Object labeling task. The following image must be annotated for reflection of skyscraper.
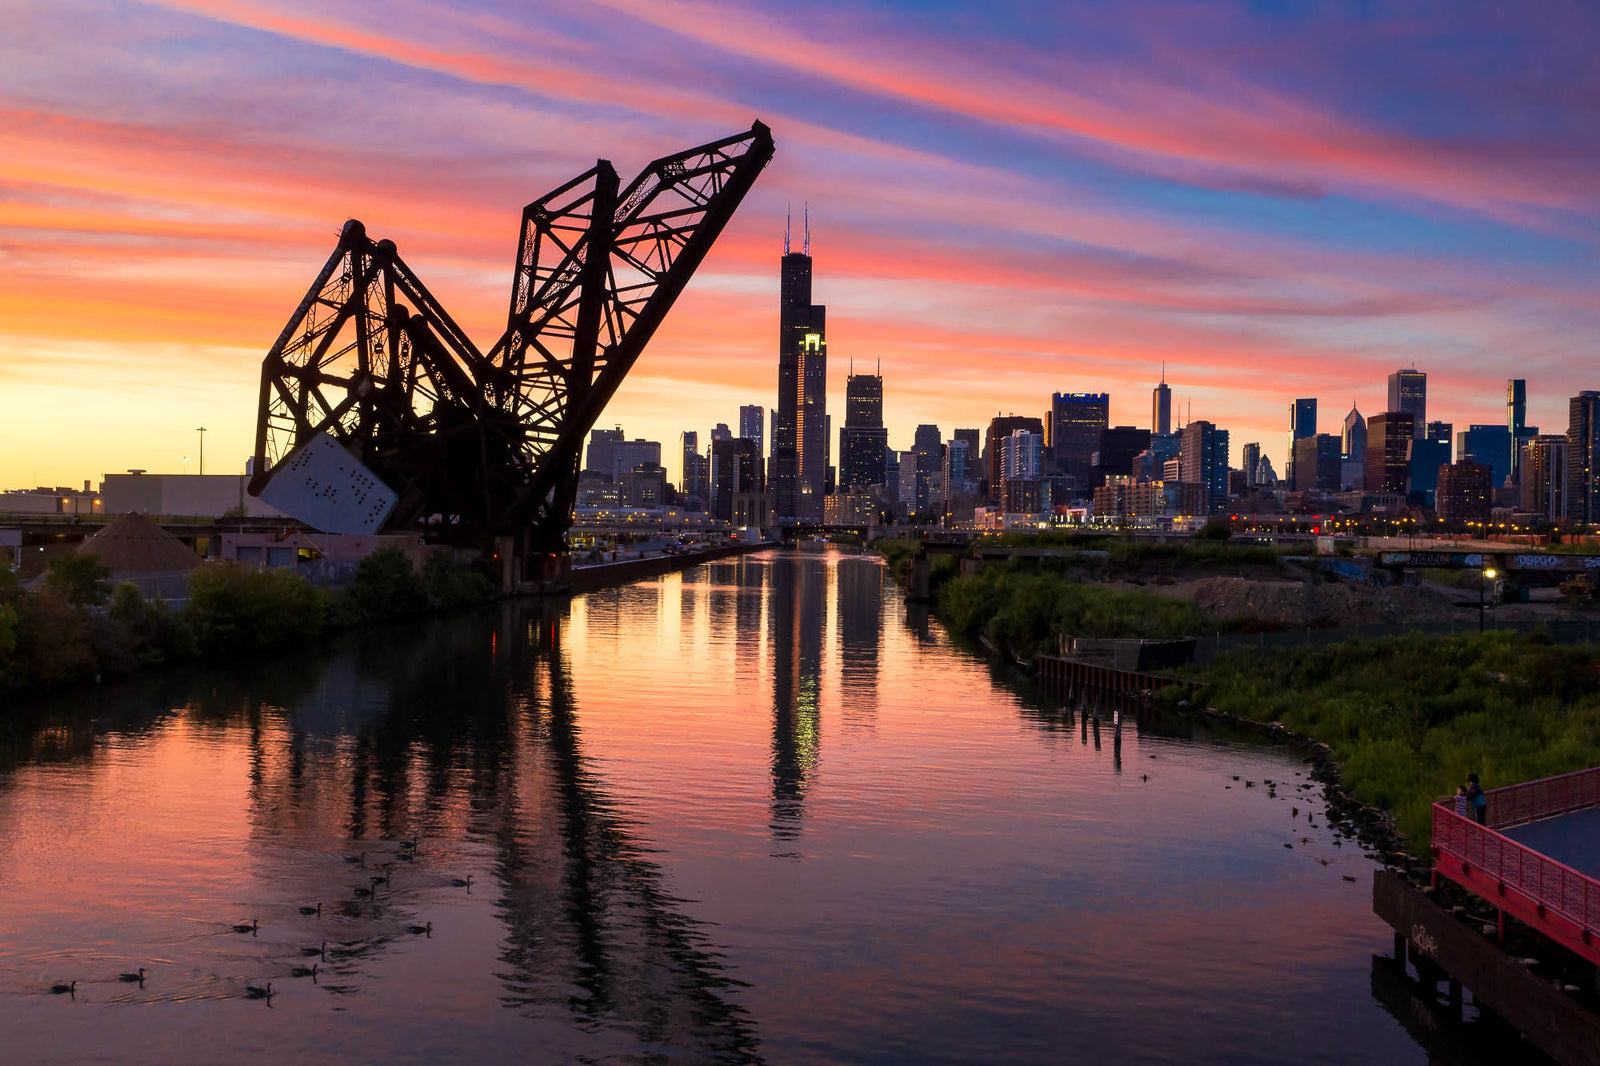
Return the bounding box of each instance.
[835,557,881,730]
[767,554,823,852]
[773,212,826,521]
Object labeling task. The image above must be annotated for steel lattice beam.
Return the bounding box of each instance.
[250,122,773,551]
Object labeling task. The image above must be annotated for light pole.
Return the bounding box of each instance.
[1479,567,1498,633]
[196,427,207,475]
[181,455,191,475]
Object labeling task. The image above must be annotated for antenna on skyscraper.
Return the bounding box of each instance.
[784,203,791,255]
[1161,361,1166,384]
[803,202,810,256]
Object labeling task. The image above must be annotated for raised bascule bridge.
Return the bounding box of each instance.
[247,124,773,591]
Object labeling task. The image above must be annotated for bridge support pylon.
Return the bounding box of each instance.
[496,534,574,596]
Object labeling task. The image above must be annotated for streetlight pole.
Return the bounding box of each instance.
[1479,567,1497,633]
[197,427,207,475]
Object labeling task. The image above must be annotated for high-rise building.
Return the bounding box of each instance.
[1387,369,1427,438]
[838,372,887,492]
[1292,434,1341,493]
[710,437,762,522]
[611,438,662,485]
[1436,460,1492,527]
[1521,435,1569,521]
[1240,442,1261,487]
[1507,378,1528,484]
[710,423,732,442]
[942,437,974,501]
[1178,420,1229,514]
[1287,398,1316,482]
[680,431,707,503]
[984,415,1044,505]
[772,212,826,521]
[1366,412,1415,495]
[585,426,625,479]
[895,449,919,513]
[912,424,942,513]
[1050,392,1109,490]
[1095,426,1151,485]
[1342,406,1366,461]
[1455,424,1512,488]
[739,405,765,460]
[1568,391,1600,524]
[1152,370,1172,437]
[1000,429,1044,514]
[1408,436,1451,506]
[1426,421,1453,453]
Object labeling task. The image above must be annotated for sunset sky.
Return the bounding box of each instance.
[2,0,1597,489]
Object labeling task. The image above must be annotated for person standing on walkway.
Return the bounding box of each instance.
[1454,786,1470,820]
[1465,774,1486,825]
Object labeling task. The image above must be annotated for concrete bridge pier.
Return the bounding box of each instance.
[496,534,573,596]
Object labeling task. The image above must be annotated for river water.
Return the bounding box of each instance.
[0,548,1513,1063]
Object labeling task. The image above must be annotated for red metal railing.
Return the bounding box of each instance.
[1433,804,1600,936]
[1432,767,1600,962]
[1482,766,1600,830]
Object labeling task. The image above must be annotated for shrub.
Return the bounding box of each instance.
[45,552,112,606]
[1191,633,1600,848]
[187,563,327,653]
[348,547,429,621]
[10,590,96,684]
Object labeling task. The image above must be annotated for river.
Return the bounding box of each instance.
[0,548,1525,1063]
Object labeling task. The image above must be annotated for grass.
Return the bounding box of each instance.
[1185,632,1600,848]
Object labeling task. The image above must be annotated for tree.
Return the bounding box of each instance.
[45,552,112,606]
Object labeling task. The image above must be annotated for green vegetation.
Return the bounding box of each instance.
[1187,632,1600,848]
[940,566,1205,657]
[0,547,498,692]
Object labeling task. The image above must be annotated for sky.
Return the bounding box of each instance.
[1,0,1597,489]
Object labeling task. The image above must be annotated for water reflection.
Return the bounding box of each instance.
[0,548,1509,1064]
[0,601,759,1063]
[767,555,823,854]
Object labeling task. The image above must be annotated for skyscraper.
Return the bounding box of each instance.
[1387,369,1427,438]
[984,415,1044,504]
[739,404,765,460]
[1456,424,1511,488]
[838,371,887,491]
[1507,378,1528,483]
[1178,420,1229,513]
[1366,412,1414,495]
[680,431,706,503]
[912,424,942,512]
[1288,398,1316,482]
[1241,442,1261,487]
[1521,435,1569,521]
[772,210,826,521]
[1049,392,1109,491]
[1568,392,1600,524]
[1152,369,1172,437]
[1341,406,1366,461]
[585,426,624,479]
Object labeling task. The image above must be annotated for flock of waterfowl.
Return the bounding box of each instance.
[47,836,469,1003]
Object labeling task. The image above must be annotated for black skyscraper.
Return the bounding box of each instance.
[773,210,826,520]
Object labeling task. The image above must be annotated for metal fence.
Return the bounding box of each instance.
[1432,800,1600,937]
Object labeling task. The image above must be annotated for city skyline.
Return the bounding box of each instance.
[2,2,1597,490]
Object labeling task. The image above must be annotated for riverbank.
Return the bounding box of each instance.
[1,541,770,694]
[874,541,1600,858]
[569,540,770,593]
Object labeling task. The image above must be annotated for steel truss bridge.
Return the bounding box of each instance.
[248,123,772,582]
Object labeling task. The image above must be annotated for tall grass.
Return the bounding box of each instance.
[941,567,1205,657]
[1189,632,1600,847]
